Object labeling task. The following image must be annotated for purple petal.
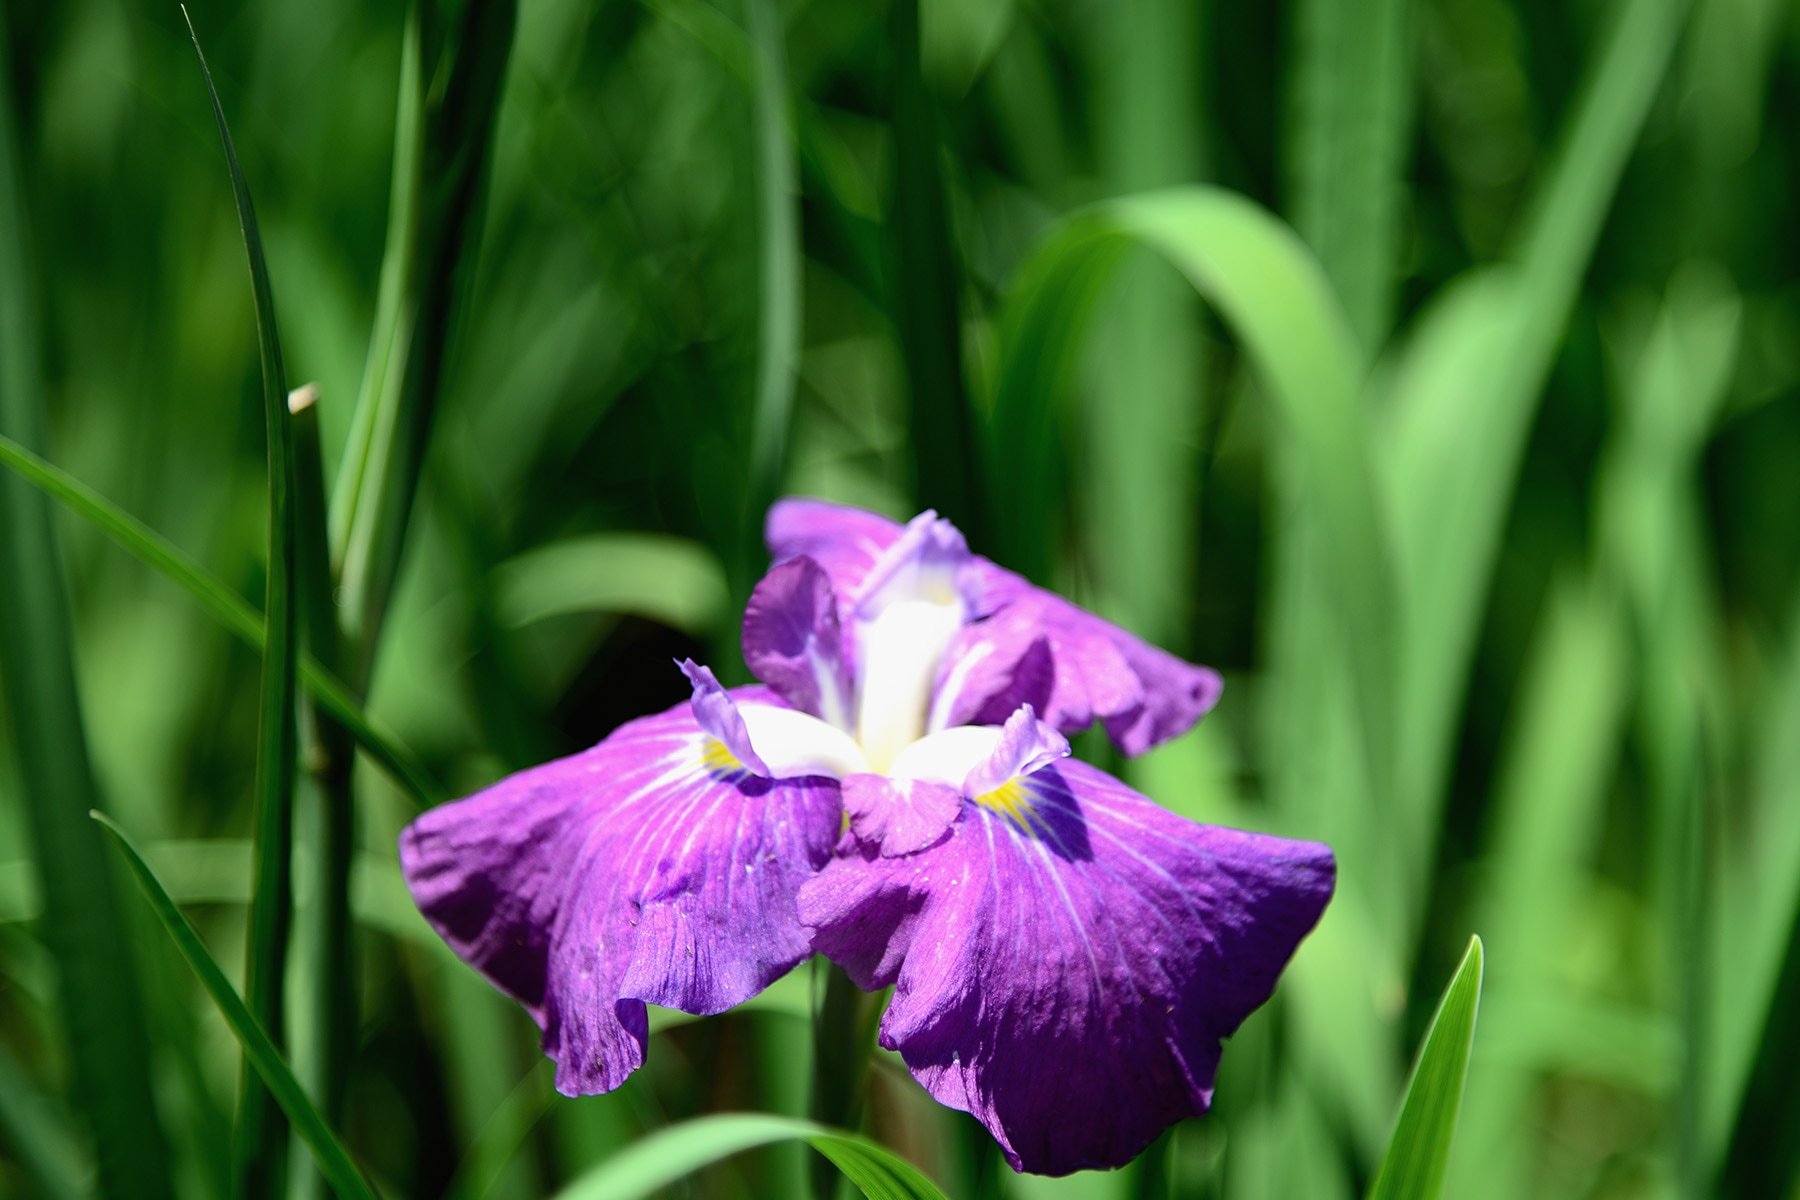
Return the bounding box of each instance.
[853,511,975,616]
[799,758,1334,1175]
[400,688,839,1096]
[679,659,770,775]
[970,564,1223,755]
[841,774,963,856]
[962,705,1069,799]
[766,498,905,602]
[931,611,1056,729]
[741,557,853,728]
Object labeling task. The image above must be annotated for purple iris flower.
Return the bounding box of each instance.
[401,499,1335,1175]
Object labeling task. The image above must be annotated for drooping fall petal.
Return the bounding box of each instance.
[799,756,1333,1175]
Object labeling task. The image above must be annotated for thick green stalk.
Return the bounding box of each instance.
[331,0,517,688]
[888,0,982,539]
[182,12,303,1196]
[811,961,883,1200]
[289,389,358,1200]
[0,14,175,1197]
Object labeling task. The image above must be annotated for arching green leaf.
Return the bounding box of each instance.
[551,1113,946,1200]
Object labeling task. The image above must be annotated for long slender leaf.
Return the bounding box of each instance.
[92,813,382,1200]
[289,385,359,1174]
[1289,0,1415,352]
[1451,575,1629,1199]
[1084,0,1203,649]
[1383,0,1692,920]
[889,0,982,537]
[0,431,443,805]
[182,10,302,1195]
[331,0,517,684]
[745,0,801,525]
[0,1009,91,1200]
[549,1113,947,1200]
[1367,936,1485,1200]
[1712,578,1800,1180]
[989,186,1393,789]
[0,12,174,1196]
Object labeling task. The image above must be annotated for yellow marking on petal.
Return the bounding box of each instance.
[973,778,1035,837]
[699,737,746,779]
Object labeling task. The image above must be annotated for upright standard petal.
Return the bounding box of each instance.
[766,498,1224,754]
[401,685,839,1096]
[798,758,1334,1175]
[766,497,904,602]
[741,556,853,728]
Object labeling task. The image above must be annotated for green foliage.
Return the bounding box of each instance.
[93,812,381,1200]
[3,0,1799,1195]
[1368,936,1484,1200]
[550,1113,946,1200]
[0,432,443,806]
[0,12,173,1198]
[181,13,304,1194]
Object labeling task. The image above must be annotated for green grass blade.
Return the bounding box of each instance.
[0,1037,88,1200]
[0,432,443,806]
[0,13,174,1196]
[1289,0,1415,350]
[745,0,800,521]
[1450,575,1629,1200]
[549,1113,947,1200]
[888,0,982,537]
[91,814,382,1200]
[1711,585,1800,1179]
[1367,936,1485,1200]
[989,186,1393,789]
[1383,0,1691,913]
[332,0,517,683]
[181,9,302,1194]
[1084,0,1203,649]
[289,386,359,1179]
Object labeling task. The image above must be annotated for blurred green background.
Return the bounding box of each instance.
[1,0,1798,1196]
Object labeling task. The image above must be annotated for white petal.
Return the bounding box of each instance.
[739,705,870,779]
[885,724,1003,789]
[855,598,966,772]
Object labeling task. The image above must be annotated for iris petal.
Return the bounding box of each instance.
[741,555,854,728]
[400,686,840,1096]
[798,757,1334,1175]
[765,497,905,602]
[768,498,1222,755]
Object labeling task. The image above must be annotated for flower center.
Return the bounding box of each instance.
[853,596,965,772]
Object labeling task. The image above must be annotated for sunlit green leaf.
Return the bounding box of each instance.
[1368,936,1485,1200]
[0,431,443,806]
[550,1113,947,1200]
[93,813,381,1200]
[0,12,173,1195]
[492,533,730,635]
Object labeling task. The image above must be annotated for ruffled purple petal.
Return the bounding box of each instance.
[766,498,1224,754]
[798,758,1334,1175]
[741,556,853,728]
[929,609,1055,730]
[841,774,962,856]
[970,565,1223,755]
[766,497,905,602]
[401,686,839,1096]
